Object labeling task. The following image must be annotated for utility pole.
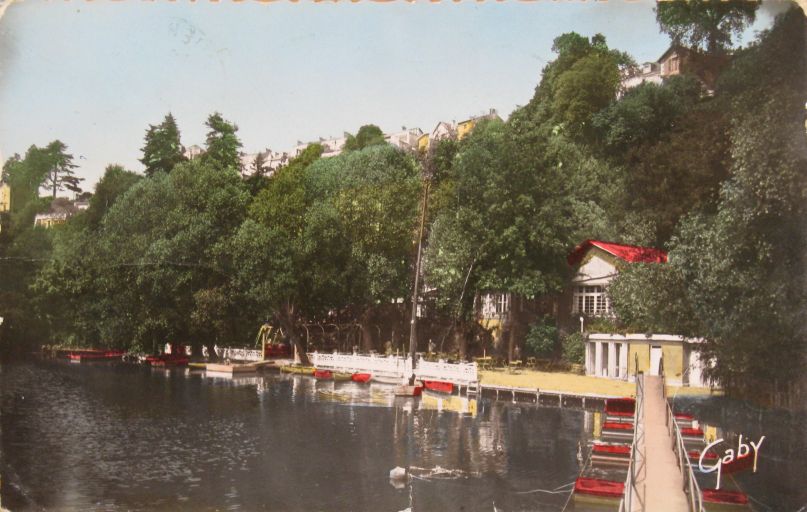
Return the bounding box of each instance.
[407,179,430,384]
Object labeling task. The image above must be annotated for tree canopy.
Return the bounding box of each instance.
[343,124,386,152]
[656,0,760,54]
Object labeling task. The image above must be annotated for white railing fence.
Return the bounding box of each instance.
[416,359,478,385]
[310,352,411,379]
[163,345,479,383]
[309,352,478,384]
[167,344,263,362]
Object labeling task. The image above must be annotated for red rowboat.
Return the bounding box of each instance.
[422,380,453,394]
[603,421,634,431]
[681,427,705,439]
[68,350,124,362]
[351,373,372,383]
[313,369,334,380]
[593,443,631,456]
[591,443,631,465]
[702,489,749,506]
[688,450,719,463]
[574,477,625,505]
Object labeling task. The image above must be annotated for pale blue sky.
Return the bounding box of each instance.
[0,0,780,190]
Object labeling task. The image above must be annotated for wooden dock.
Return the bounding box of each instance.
[204,359,289,375]
[477,383,617,409]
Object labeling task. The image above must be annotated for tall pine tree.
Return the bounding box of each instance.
[140,113,186,177]
[203,112,242,171]
[43,140,82,198]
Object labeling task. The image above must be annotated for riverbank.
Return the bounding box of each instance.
[478,369,719,398]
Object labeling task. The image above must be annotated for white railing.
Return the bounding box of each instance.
[416,359,478,385]
[662,357,704,512]
[166,344,263,362]
[216,347,262,362]
[310,352,411,379]
[308,352,479,384]
[620,353,645,512]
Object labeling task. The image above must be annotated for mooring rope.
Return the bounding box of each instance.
[514,481,576,495]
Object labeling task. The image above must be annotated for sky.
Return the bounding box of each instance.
[0,0,783,191]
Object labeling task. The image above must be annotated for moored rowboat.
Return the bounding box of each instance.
[602,421,634,439]
[280,365,315,375]
[313,369,333,380]
[67,350,125,362]
[591,442,631,465]
[422,380,453,394]
[351,373,372,383]
[573,477,624,506]
[702,489,751,511]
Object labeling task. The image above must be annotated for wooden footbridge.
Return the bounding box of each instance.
[569,355,708,512]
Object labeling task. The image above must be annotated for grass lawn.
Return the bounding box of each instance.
[479,369,720,398]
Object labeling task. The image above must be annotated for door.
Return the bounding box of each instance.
[649,346,662,376]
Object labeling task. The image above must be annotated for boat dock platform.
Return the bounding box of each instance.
[475,384,617,409]
[203,359,294,375]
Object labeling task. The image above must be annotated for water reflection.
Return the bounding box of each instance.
[672,395,807,511]
[2,361,587,511]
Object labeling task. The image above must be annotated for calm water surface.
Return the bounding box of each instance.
[1,360,592,511]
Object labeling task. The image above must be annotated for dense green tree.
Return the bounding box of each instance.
[84,164,141,228]
[526,33,632,141]
[656,0,760,54]
[203,112,242,171]
[140,113,185,177]
[0,225,53,353]
[343,124,386,152]
[609,8,807,402]
[37,159,251,355]
[231,145,334,364]
[425,119,573,360]
[238,144,420,359]
[593,75,702,154]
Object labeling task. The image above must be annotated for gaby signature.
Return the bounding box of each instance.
[698,435,765,489]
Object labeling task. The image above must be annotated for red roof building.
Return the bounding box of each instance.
[567,240,667,318]
[568,240,668,267]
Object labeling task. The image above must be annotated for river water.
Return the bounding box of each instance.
[0,360,592,511]
[2,361,804,511]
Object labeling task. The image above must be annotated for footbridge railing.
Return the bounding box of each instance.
[662,357,704,512]
[620,353,645,512]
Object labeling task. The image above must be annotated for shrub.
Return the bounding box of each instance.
[562,332,585,364]
[525,319,558,358]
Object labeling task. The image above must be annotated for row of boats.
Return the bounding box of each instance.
[65,348,190,367]
[62,349,459,396]
[572,397,753,511]
[280,365,457,395]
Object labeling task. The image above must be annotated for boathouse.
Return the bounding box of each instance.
[585,333,709,387]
